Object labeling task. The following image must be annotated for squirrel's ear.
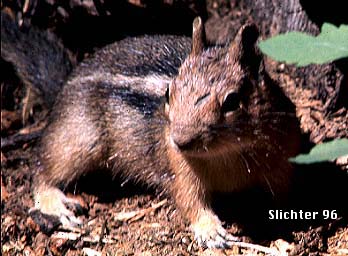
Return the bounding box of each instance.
[229,23,260,68]
[191,17,206,56]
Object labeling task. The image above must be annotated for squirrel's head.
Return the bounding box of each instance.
[165,17,263,158]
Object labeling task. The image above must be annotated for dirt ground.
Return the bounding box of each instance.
[1,1,348,255]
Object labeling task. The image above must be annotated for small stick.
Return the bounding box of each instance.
[1,130,42,150]
[227,241,281,256]
[113,199,167,223]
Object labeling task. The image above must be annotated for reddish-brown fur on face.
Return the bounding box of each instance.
[167,22,262,157]
[168,48,246,155]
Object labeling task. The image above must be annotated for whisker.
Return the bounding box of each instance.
[246,149,262,168]
[239,151,252,174]
[246,147,276,197]
[262,173,275,197]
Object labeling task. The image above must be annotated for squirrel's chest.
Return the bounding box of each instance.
[196,156,258,192]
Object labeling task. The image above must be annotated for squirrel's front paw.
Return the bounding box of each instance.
[31,185,83,228]
[192,210,240,249]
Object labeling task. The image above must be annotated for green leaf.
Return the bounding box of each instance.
[258,23,348,66]
[289,138,348,164]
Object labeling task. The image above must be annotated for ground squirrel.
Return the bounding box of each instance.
[1,14,301,248]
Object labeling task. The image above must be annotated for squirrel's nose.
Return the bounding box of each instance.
[170,134,196,151]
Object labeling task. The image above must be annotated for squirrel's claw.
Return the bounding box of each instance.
[192,210,240,249]
[31,185,83,229]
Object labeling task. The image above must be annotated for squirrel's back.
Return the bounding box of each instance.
[68,35,191,97]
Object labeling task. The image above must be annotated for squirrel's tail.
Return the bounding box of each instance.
[1,11,73,108]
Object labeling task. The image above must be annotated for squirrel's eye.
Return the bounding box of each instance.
[221,92,240,114]
[165,87,170,104]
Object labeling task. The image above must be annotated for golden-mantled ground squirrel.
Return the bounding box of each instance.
[1,14,301,248]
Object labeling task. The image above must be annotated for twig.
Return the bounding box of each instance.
[1,130,42,150]
[82,248,101,256]
[98,219,107,247]
[227,241,281,256]
[113,199,167,223]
